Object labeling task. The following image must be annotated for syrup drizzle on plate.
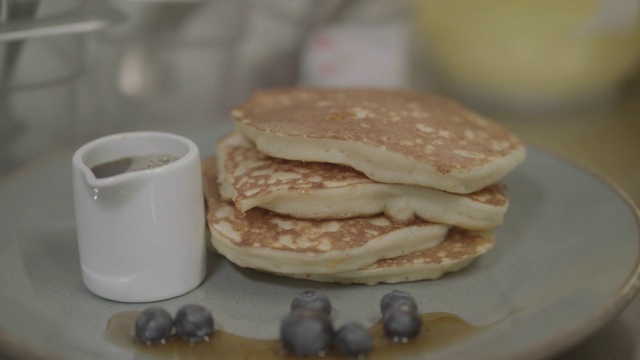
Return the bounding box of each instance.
[106,311,487,359]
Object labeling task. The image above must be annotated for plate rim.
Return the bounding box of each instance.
[498,146,640,360]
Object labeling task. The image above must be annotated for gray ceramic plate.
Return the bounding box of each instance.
[0,122,639,360]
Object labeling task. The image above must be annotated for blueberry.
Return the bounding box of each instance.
[380,290,418,315]
[382,307,422,342]
[174,304,215,343]
[134,307,173,345]
[280,310,334,356]
[333,322,373,356]
[290,290,332,316]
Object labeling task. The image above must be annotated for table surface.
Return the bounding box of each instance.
[0,85,639,360]
[495,83,640,360]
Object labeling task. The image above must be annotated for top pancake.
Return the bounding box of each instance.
[232,87,525,193]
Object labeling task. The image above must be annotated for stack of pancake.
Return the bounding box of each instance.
[203,87,525,285]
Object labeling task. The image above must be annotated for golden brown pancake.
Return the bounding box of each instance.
[288,229,495,285]
[217,131,509,228]
[203,159,450,275]
[232,87,525,194]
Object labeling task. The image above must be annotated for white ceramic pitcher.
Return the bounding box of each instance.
[72,131,206,303]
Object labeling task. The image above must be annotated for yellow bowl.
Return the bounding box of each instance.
[414,0,640,110]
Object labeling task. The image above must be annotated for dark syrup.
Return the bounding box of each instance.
[91,154,179,179]
[105,311,485,359]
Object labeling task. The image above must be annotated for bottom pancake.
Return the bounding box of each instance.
[285,229,494,285]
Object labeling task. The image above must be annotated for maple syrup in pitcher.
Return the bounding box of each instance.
[105,311,485,359]
[91,154,180,179]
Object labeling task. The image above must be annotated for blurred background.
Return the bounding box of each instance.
[0,0,639,358]
[2,0,640,198]
[1,0,640,201]
[0,0,639,206]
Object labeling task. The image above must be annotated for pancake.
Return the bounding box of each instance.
[288,229,494,285]
[232,87,525,194]
[217,131,509,229]
[204,159,450,275]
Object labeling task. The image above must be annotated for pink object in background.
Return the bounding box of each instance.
[301,23,410,88]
